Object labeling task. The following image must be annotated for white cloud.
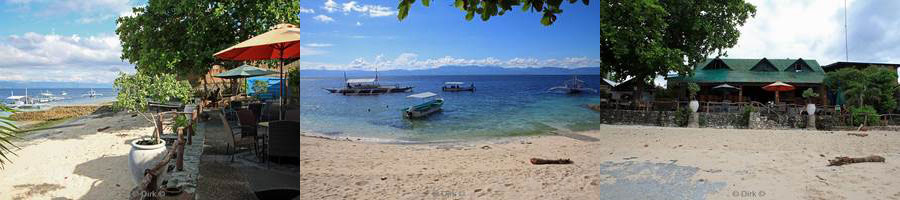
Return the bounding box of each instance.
[723,0,873,65]
[313,14,335,23]
[356,21,362,26]
[340,1,395,17]
[305,43,333,47]
[0,32,135,83]
[300,46,327,56]
[299,6,315,14]
[322,0,339,12]
[298,53,601,71]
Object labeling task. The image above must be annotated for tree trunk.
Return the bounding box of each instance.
[632,76,647,106]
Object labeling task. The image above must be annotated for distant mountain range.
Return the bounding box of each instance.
[0,81,113,89]
[299,66,601,78]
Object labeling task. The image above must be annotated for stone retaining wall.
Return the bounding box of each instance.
[589,105,846,130]
[593,109,745,129]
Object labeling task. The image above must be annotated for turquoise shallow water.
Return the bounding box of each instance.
[300,75,604,142]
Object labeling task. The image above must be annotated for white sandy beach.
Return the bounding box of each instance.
[0,111,152,200]
[300,126,900,200]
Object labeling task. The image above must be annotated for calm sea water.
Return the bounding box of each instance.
[299,75,604,142]
[0,88,118,122]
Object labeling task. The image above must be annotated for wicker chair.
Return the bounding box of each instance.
[219,110,258,162]
[266,120,299,167]
[285,109,299,122]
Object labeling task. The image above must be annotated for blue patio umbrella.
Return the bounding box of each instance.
[215,65,277,94]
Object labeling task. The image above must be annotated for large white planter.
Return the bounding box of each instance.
[128,139,167,185]
[689,100,700,112]
[806,104,816,115]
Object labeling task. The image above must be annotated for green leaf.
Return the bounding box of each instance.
[422,0,430,7]
[541,12,556,26]
[522,0,532,12]
[398,4,410,21]
[533,0,543,12]
[465,10,474,21]
[454,0,465,10]
[582,0,589,5]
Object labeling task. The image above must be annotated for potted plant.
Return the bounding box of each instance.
[802,88,819,115]
[114,72,192,184]
[687,83,700,112]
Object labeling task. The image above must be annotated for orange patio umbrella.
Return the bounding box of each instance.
[762,81,795,103]
[215,23,299,119]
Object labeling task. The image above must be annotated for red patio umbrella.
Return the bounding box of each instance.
[215,23,299,119]
[762,81,795,103]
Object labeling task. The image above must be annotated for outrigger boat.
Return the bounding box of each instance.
[5,89,44,109]
[82,88,102,98]
[441,82,475,92]
[402,92,444,119]
[324,71,413,95]
[548,76,597,94]
[37,90,64,103]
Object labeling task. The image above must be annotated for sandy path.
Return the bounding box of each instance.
[0,112,153,200]
[300,125,900,200]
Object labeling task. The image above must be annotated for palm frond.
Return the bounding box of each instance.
[0,105,19,168]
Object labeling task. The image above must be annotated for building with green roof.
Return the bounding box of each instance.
[668,57,827,104]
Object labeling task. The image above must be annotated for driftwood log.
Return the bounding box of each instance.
[530,158,573,165]
[827,155,885,166]
[847,133,868,137]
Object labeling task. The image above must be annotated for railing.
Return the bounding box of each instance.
[137,101,203,199]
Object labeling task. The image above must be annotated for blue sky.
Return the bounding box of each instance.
[298,0,602,71]
[0,0,896,85]
[0,0,143,85]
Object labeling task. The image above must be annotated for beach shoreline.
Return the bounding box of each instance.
[300,125,900,199]
[8,101,115,132]
[0,107,153,199]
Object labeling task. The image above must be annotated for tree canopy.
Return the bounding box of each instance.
[397,0,589,26]
[116,0,301,81]
[824,66,899,113]
[600,0,756,82]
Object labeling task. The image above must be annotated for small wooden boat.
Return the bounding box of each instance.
[548,76,597,94]
[403,92,443,119]
[441,82,475,92]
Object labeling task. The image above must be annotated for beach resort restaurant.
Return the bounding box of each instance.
[669,58,827,104]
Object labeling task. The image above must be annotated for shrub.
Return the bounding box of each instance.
[802,88,819,104]
[740,106,756,128]
[849,106,880,126]
[113,72,192,145]
[674,108,691,127]
[687,83,700,99]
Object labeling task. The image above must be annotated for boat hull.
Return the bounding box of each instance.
[325,87,414,95]
[404,99,444,119]
[441,87,475,92]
